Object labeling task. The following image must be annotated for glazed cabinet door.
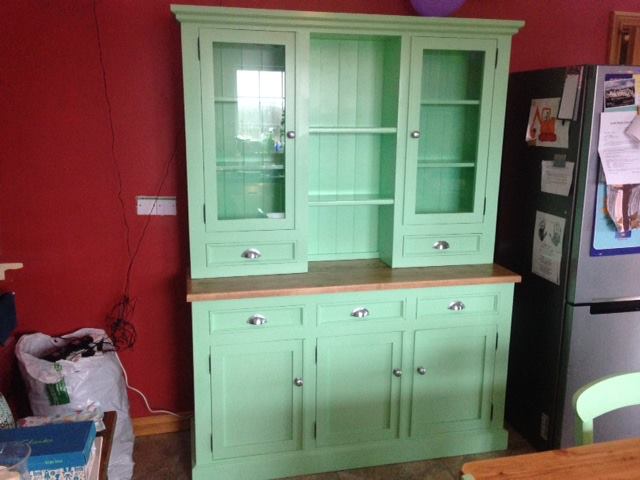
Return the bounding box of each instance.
[200,29,296,232]
[410,326,496,436]
[404,37,496,227]
[194,28,307,277]
[210,339,304,458]
[316,332,403,446]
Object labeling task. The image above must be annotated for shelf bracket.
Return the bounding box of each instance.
[0,263,23,281]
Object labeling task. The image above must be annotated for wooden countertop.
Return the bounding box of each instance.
[461,437,640,479]
[187,260,521,302]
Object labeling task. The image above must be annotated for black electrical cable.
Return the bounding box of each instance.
[92,0,179,350]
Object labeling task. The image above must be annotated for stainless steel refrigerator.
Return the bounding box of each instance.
[496,65,640,450]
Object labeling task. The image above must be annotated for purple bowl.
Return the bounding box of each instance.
[410,0,467,17]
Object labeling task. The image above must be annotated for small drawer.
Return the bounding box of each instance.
[417,292,500,321]
[403,234,481,257]
[206,241,296,266]
[318,299,405,325]
[209,306,304,333]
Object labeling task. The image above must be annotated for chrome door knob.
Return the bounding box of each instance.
[393,368,403,378]
[247,314,267,326]
[350,307,370,318]
[410,130,421,139]
[294,377,304,387]
[286,131,296,139]
[447,301,465,312]
[241,248,262,260]
[417,367,427,375]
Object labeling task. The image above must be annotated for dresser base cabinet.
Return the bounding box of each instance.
[192,430,508,480]
[189,278,516,480]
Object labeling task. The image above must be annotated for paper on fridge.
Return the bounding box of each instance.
[532,211,565,285]
[525,97,570,148]
[598,110,640,185]
[541,160,574,196]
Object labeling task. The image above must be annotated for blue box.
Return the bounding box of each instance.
[0,421,96,471]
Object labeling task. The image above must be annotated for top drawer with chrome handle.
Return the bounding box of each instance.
[205,241,296,267]
[417,290,501,322]
[317,299,405,326]
[208,305,304,333]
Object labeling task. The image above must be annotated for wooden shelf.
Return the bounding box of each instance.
[417,161,476,168]
[309,127,397,134]
[0,263,23,281]
[217,163,284,172]
[421,99,480,105]
[214,96,284,103]
[187,260,522,301]
[308,194,394,206]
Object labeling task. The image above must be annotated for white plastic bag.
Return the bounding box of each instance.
[16,328,134,480]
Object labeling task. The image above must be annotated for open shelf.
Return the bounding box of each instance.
[217,165,284,172]
[421,99,480,106]
[309,193,394,206]
[309,127,397,134]
[417,161,475,168]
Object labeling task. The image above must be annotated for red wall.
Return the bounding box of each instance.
[1,0,638,418]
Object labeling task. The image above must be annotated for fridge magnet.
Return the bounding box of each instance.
[525,98,570,148]
[604,73,635,109]
[532,210,565,285]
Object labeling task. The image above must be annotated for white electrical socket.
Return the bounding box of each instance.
[136,196,177,216]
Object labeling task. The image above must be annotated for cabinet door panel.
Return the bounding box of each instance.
[404,37,496,226]
[200,29,296,232]
[316,332,402,446]
[211,340,303,458]
[411,326,496,436]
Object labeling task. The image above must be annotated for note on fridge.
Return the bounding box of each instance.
[541,160,574,196]
[598,110,640,185]
[532,211,565,285]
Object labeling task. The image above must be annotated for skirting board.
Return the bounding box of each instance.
[132,411,192,437]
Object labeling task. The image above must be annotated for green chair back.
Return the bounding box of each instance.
[572,371,640,445]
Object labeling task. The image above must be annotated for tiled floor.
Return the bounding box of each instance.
[132,427,535,479]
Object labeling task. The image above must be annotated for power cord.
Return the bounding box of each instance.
[114,352,190,419]
[92,1,185,418]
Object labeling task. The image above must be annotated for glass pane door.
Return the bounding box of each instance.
[405,38,495,225]
[200,30,295,231]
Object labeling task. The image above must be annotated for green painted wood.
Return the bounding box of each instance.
[316,332,403,446]
[307,35,400,261]
[393,32,514,268]
[190,282,514,479]
[404,37,495,226]
[178,7,519,273]
[410,325,497,436]
[171,6,523,37]
[572,372,640,445]
[210,339,304,458]
[175,6,522,478]
[308,205,380,259]
[192,429,507,480]
[200,29,296,231]
[183,25,307,278]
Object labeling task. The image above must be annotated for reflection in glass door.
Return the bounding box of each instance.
[213,43,287,221]
[405,38,495,225]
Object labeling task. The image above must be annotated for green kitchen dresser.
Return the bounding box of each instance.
[172,5,523,479]
[187,262,520,479]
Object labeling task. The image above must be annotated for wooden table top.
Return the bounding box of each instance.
[187,260,521,301]
[462,437,640,479]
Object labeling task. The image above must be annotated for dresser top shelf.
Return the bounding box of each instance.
[187,260,521,302]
